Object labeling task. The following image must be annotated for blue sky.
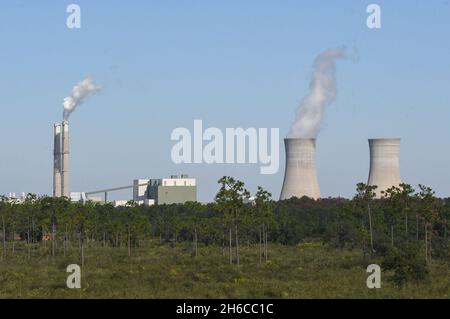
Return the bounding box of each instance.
[0,1,449,201]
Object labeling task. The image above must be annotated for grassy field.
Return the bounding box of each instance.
[0,241,449,298]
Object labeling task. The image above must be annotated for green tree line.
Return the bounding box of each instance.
[1,178,449,285]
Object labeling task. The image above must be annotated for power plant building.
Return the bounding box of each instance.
[133,175,197,205]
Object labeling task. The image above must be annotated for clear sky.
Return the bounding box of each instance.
[1,1,449,201]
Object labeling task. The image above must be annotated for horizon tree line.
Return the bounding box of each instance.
[1,178,449,284]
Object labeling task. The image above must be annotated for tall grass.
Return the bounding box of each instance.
[0,240,449,298]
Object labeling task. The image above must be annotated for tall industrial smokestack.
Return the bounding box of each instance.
[53,123,62,197]
[367,138,401,198]
[61,121,70,198]
[280,138,321,200]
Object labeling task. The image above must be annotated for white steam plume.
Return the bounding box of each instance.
[63,77,102,120]
[288,47,347,138]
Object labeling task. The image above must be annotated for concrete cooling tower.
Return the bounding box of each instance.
[367,138,401,198]
[280,138,321,200]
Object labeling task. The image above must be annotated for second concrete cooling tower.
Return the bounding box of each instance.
[367,138,401,197]
[280,138,321,200]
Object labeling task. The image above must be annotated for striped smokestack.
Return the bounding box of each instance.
[53,123,62,197]
[61,121,70,198]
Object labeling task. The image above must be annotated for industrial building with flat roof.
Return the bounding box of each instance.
[133,174,197,205]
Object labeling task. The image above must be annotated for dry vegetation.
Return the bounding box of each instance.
[1,241,449,298]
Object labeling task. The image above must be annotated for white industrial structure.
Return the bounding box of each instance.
[1,192,28,204]
[133,176,196,202]
[53,123,62,197]
[53,121,71,198]
[133,175,196,205]
[61,121,70,198]
[164,175,196,187]
[367,138,402,198]
[280,138,321,200]
[133,179,151,203]
[71,175,196,206]
[113,200,129,207]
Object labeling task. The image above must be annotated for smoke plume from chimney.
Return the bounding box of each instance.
[288,47,347,138]
[63,77,102,120]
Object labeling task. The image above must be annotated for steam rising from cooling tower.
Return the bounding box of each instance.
[367,138,402,198]
[288,47,347,138]
[63,77,102,121]
[281,48,348,200]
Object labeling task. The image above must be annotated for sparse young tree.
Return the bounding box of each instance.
[215,176,250,266]
[417,184,438,264]
[254,186,273,263]
[354,183,377,254]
